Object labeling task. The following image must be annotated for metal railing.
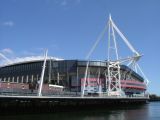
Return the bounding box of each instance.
[0,89,149,99]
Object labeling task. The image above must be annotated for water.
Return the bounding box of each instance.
[0,102,160,120]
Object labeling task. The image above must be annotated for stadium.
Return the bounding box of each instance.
[0,16,148,97]
[0,56,146,96]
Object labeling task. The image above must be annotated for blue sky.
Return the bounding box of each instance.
[0,0,160,95]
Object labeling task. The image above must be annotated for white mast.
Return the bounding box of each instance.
[48,57,52,83]
[81,61,89,97]
[81,22,108,97]
[107,14,122,96]
[82,14,148,97]
[38,49,48,97]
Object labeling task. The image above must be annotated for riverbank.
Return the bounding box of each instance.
[0,95,148,115]
[0,102,160,120]
[149,94,160,101]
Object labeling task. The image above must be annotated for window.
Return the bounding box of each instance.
[101,62,106,66]
[22,76,24,83]
[23,76,26,83]
[78,61,87,66]
[13,77,17,82]
[53,62,58,68]
[36,74,39,81]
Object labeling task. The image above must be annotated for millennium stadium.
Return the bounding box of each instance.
[0,16,148,98]
[0,56,147,96]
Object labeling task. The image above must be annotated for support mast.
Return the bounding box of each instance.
[38,49,48,97]
[107,15,121,96]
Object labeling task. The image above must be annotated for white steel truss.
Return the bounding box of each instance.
[81,15,149,97]
[107,15,122,96]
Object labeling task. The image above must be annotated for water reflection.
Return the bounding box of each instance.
[1,102,160,120]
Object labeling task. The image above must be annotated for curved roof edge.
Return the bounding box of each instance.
[0,56,64,68]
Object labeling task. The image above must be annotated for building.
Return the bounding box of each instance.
[0,56,146,96]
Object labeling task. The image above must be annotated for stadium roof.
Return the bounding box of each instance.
[0,56,63,67]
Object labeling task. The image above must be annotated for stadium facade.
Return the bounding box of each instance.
[0,57,146,96]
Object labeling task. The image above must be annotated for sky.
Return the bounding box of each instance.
[0,0,160,95]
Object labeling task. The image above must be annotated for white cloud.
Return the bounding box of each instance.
[61,0,81,6]
[47,0,81,7]
[2,21,14,27]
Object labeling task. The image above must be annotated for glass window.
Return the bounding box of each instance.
[18,77,21,83]
[14,77,17,82]
[1,78,3,82]
[23,76,27,83]
[53,62,58,68]
[78,61,87,66]
[101,62,106,66]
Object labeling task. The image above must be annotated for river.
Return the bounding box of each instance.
[0,102,160,120]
